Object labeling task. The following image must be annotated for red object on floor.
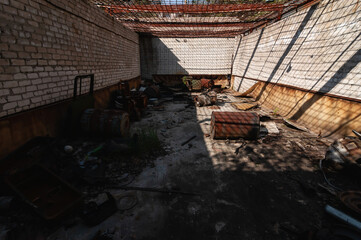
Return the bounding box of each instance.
[211,111,260,139]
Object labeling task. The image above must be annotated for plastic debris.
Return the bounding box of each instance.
[261,121,279,135]
[64,145,74,154]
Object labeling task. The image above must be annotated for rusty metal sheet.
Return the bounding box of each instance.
[103,4,286,14]
[211,111,260,139]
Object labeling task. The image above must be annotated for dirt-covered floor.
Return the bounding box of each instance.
[2,91,359,240]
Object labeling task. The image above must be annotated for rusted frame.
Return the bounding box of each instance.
[103,3,286,14]
[122,21,266,28]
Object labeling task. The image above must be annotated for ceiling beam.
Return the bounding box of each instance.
[102,3,286,14]
[122,21,265,28]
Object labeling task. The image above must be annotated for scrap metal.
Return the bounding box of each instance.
[339,191,361,216]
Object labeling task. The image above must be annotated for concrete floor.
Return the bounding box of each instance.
[49,92,337,240]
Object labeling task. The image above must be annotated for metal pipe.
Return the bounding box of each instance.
[325,205,361,231]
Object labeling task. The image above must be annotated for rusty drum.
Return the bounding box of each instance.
[211,111,260,139]
[81,109,129,137]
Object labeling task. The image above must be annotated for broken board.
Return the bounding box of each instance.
[232,82,260,97]
[232,102,258,111]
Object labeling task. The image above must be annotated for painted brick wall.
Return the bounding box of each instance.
[232,0,361,100]
[140,37,235,79]
[0,0,140,118]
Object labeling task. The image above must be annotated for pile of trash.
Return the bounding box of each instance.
[194,91,217,107]
[0,130,164,240]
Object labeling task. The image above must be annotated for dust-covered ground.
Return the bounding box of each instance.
[3,91,359,240]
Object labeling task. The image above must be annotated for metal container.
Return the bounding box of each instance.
[81,109,129,137]
[211,111,260,139]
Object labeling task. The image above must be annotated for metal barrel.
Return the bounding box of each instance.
[80,109,129,137]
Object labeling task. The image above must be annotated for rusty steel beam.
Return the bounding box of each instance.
[242,0,320,35]
[103,4,286,14]
[139,30,245,37]
[122,21,264,28]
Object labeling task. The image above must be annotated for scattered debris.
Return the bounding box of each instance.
[148,97,159,106]
[64,145,74,154]
[291,140,306,152]
[231,102,258,111]
[0,196,13,211]
[208,106,220,109]
[144,85,160,98]
[284,119,308,132]
[288,176,317,198]
[111,186,199,196]
[317,183,337,196]
[194,91,217,107]
[115,193,138,211]
[150,105,165,111]
[82,192,118,227]
[234,142,246,155]
[215,221,226,233]
[181,135,197,146]
[232,82,260,97]
[353,130,361,139]
[92,229,115,240]
[339,191,361,216]
[1,87,356,239]
[261,121,279,135]
[325,137,361,164]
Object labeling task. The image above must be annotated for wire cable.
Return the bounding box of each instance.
[319,158,343,192]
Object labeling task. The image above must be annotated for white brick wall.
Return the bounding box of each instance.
[232,0,361,100]
[0,0,140,117]
[140,37,235,79]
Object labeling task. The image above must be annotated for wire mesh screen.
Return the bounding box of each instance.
[87,0,318,37]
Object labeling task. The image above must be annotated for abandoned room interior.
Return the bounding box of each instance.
[0,0,361,239]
